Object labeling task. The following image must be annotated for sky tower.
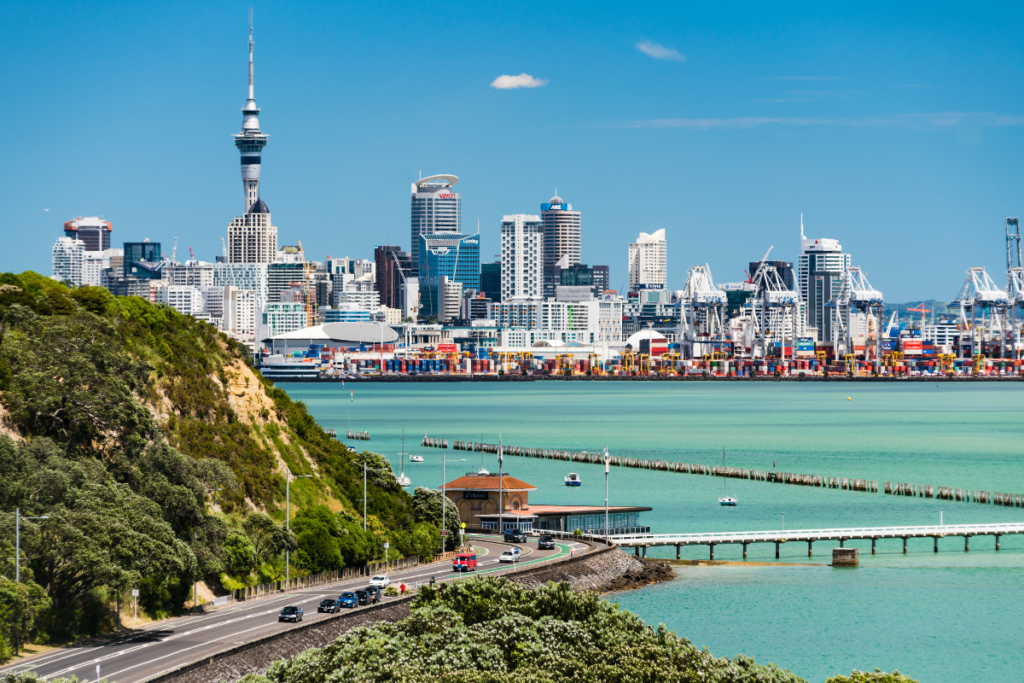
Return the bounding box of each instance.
[233,10,268,213]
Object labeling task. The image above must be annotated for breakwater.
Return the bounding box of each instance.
[425,435,1024,507]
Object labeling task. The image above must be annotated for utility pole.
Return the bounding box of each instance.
[441,452,465,552]
[286,471,312,586]
[363,462,367,531]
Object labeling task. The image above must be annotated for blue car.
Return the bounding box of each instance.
[338,592,358,609]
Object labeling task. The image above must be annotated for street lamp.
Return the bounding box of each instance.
[604,447,610,542]
[498,434,504,535]
[441,453,465,553]
[15,509,49,583]
[286,471,312,586]
[940,509,943,527]
[15,509,48,654]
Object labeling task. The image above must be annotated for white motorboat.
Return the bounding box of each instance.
[565,472,582,486]
[409,455,424,463]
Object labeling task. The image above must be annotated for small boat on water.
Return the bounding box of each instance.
[409,455,424,463]
[565,472,582,486]
[397,430,411,487]
[719,448,737,506]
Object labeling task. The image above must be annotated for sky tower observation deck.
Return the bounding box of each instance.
[233,20,269,214]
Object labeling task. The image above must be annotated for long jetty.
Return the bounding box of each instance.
[610,522,1024,560]
[422,435,1024,507]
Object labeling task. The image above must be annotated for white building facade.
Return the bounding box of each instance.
[158,286,204,316]
[628,229,666,292]
[490,294,622,346]
[799,222,851,343]
[52,237,84,285]
[500,214,544,301]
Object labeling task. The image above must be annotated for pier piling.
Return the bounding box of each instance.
[996,534,1001,551]
[676,544,680,560]
[808,541,813,557]
[742,542,748,559]
[709,544,715,560]
[871,538,876,554]
[775,542,780,559]
[903,537,907,554]
[934,537,938,553]
[965,536,969,552]
[839,539,845,548]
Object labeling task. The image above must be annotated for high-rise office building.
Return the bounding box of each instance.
[501,214,544,301]
[480,259,502,303]
[374,245,413,310]
[410,175,460,275]
[63,217,112,252]
[560,263,610,297]
[798,219,851,342]
[52,237,84,285]
[123,241,163,279]
[418,232,480,316]
[627,229,666,292]
[227,21,277,263]
[541,194,581,299]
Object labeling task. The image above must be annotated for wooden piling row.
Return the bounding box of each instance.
[421,437,447,449]
[346,431,370,441]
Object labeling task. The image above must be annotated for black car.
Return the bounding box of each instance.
[538,534,555,550]
[317,599,339,613]
[279,605,303,622]
[354,589,370,606]
[504,529,527,544]
[364,586,381,604]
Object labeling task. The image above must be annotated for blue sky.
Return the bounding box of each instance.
[2,1,1023,301]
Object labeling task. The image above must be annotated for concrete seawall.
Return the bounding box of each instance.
[152,544,641,683]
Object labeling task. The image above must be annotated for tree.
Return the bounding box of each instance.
[0,577,51,656]
[412,487,461,551]
[242,513,296,566]
[222,530,258,576]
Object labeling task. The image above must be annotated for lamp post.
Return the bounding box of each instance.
[14,509,48,655]
[498,434,504,534]
[286,471,312,586]
[441,453,465,553]
[363,462,367,531]
[940,509,943,527]
[604,447,610,542]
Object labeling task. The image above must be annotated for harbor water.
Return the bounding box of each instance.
[281,381,1024,682]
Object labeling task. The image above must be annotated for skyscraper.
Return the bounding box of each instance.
[410,175,460,275]
[228,17,277,263]
[541,194,581,298]
[628,229,667,292]
[374,245,413,311]
[501,214,544,301]
[63,217,112,252]
[798,218,851,343]
[418,232,479,316]
[52,237,84,285]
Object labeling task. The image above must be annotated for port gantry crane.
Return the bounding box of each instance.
[827,266,884,373]
[746,247,799,361]
[1005,217,1023,359]
[953,267,1010,359]
[679,264,727,360]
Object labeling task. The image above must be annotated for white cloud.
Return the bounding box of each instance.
[490,73,548,89]
[599,112,1024,130]
[636,40,685,62]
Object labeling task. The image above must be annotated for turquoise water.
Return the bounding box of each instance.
[281,381,1024,682]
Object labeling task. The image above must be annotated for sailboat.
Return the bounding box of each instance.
[719,448,737,506]
[397,430,411,487]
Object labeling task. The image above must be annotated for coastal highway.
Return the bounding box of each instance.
[1,534,589,683]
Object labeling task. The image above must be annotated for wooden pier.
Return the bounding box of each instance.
[420,435,1024,507]
[610,522,1024,560]
[346,431,370,441]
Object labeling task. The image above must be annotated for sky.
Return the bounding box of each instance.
[2,1,1023,301]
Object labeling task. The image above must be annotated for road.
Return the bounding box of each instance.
[1,534,588,683]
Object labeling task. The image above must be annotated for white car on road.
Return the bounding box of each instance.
[369,575,391,588]
[498,548,521,563]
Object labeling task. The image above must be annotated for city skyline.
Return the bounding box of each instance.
[4,2,1024,300]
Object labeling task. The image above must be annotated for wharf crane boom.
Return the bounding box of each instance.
[679,264,726,359]
[1006,218,1023,359]
[827,266,884,370]
[747,246,799,361]
[954,267,1010,359]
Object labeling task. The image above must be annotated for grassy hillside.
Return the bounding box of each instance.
[0,272,442,647]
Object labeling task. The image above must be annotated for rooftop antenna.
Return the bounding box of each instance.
[800,213,806,241]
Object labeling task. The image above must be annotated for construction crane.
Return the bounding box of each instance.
[953,267,1010,359]
[907,303,930,329]
[679,264,726,360]
[296,240,318,327]
[188,246,194,262]
[828,266,884,370]
[747,246,799,361]
[1006,218,1023,359]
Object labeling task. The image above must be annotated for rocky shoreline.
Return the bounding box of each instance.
[598,558,676,592]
